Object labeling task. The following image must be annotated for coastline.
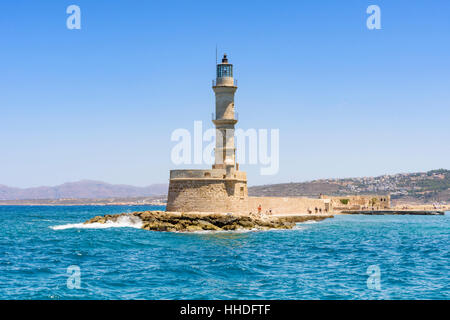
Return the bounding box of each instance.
[0,203,164,206]
[1,201,447,210]
[1,202,447,215]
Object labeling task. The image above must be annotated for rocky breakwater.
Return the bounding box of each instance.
[84,211,332,232]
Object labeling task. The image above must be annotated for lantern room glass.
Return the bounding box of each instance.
[217,64,233,78]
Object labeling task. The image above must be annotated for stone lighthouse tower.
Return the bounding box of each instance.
[166,54,248,214]
[212,54,237,177]
[165,54,333,216]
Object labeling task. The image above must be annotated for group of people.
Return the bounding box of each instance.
[253,204,272,217]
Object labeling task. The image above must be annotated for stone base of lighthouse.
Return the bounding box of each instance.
[166,169,249,214]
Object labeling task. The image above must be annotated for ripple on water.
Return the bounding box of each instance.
[0,206,449,299]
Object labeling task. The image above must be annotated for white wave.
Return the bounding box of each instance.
[301,220,318,224]
[50,215,143,230]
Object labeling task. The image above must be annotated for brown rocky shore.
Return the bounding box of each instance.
[84,211,333,232]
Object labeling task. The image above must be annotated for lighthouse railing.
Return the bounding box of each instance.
[211,112,239,121]
[212,79,238,87]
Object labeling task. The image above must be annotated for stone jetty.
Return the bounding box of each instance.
[340,210,444,215]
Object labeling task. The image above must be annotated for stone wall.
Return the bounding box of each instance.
[166,173,248,214]
[167,167,333,214]
[170,169,247,181]
[248,197,330,215]
[320,194,391,210]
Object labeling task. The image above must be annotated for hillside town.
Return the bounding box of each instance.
[249,169,450,205]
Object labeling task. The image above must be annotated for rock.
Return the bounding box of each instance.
[185,225,203,232]
[84,216,107,224]
[197,220,221,231]
[83,211,332,232]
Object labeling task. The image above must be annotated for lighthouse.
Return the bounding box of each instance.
[165,52,333,215]
[212,54,237,176]
[166,53,248,213]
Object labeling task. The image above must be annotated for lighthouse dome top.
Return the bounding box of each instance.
[221,54,229,64]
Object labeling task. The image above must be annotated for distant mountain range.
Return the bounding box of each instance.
[1,169,449,204]
[0,180,168,200]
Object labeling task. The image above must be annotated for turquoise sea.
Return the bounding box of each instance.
[0,205,448,300]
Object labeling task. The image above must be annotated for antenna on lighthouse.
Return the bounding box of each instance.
[215,45,218,65]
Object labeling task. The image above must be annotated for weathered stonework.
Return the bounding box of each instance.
[320,194,391,211]
[166,169,334,215]
[248,196,331,215]
[166,169,248,214]
[166,178,247,213]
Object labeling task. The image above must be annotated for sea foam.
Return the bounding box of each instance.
[50,215,143,230]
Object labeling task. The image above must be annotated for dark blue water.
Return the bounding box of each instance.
[0,205,448,300]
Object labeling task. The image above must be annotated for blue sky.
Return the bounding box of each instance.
[0,0,449,187]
